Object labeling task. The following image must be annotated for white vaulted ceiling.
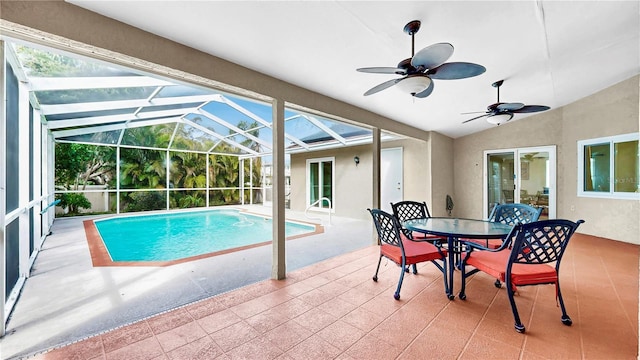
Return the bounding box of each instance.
[68,1,639,138]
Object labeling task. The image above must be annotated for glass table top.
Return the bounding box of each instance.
[403,217,514,239]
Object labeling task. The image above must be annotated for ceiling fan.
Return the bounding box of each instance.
[462,80,551,125]
[356,20,486,98]
[522,153,539,162]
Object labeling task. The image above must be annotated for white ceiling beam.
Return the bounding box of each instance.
[212,95,308,150]
[304,114,347,145]
[281,114,322,150]
[123,86,167,144]
[53,124,123,139]
[284,133,310,150]
[286,135,374,154]
[39,94,218,115]
[134,86,163,116]
[5,43,29,83]
[52,117,183,139]
[219,95,272,128]
[215,95,313,148]
[183,118,258,156]
[28,76,174,91]
[197,108,272,150]
[46,106,200,130]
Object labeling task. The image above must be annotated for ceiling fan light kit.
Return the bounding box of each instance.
[396,75,431,95]
[357,20,485,98]
[486,113,513,125]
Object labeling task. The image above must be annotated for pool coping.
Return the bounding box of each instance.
[83,209,324,267]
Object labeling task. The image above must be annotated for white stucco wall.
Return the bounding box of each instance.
[289,138,428,220]
[454,76,639,244]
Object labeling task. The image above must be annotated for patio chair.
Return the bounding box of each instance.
[459,219,584,333]
[464,203,543,249]
[368,208,449,300]
[391,200,447,275]
[391,200,446,243]
[461,203,543,287]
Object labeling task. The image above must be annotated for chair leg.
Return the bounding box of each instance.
[506,278,525,333]
[412,264,418,274]
[429,258,450,299]
[372,255,383,282]
[557,280,572,326]
[459,258,467,300]
[394,259,407,300]
[441,259,450,297]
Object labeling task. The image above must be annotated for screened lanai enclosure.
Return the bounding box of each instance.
[14,43,400,215]
[1,38,406,335]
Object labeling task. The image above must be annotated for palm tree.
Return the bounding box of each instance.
[170,151,206,189]
[119,148,166,189]
[169,151,207,208]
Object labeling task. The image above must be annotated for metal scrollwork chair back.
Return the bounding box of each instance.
[368,208,449,300]
[459,218,584,333]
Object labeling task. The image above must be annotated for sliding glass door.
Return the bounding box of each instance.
[484,146,556,219]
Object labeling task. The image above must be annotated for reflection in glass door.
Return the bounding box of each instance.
[484,146,556,219]
[487,152,515,216]
[519,149,554,218]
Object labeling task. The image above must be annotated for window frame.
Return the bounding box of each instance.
[305,156,335,212]
[577,132,639,199]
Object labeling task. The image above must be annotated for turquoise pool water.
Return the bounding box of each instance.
[94,209,315,262]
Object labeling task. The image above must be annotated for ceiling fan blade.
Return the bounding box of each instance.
[460,111,488,115]
[357,67,407,75]
[462,114,490,124]
[411,42,454,70]
[413,80,435,98]
[363,78,402,96]
[512,105,551,113]
[428,62,486,80]
[496,102,525,111]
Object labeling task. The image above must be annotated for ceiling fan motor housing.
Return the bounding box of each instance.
[397,58,414,73]
[487,102,502,111]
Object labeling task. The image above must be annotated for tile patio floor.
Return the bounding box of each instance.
[0,208,371,359]
[20,232,639,360]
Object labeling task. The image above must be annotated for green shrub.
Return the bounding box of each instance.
[124,192,166,212]
[56,193,92,214]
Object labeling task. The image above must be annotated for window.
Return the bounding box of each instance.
[578,133,639,199]
[306,157,334,211]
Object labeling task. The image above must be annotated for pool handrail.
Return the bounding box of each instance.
[305,197,332,226]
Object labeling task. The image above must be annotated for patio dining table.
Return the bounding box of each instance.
[403,217,513,300]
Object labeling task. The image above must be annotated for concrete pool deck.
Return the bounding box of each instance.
[0,206,373,360]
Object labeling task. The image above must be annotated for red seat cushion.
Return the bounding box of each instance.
[381,234,447,265]
[461,238,503,249]
[465,250,557,285]
[411,232,446,242]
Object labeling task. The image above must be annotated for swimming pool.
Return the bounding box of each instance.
[93,209,317,263]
